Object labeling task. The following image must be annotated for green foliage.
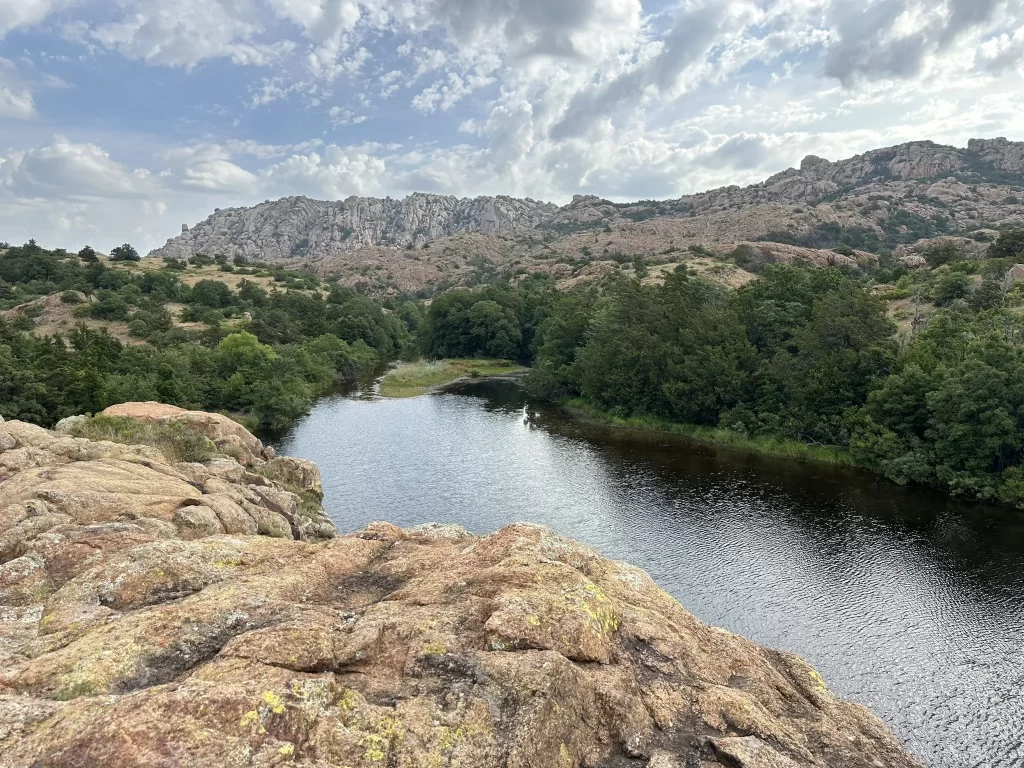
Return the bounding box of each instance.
[0,241,405,431]
[418,279,555,362]
[68,415,215,463]
[524,263,1024,508]
[190,279,235,308]
[988,229,1024,260]
[729,244,778,273]
[78,246,98,263]
[759,212,954,254]
[929,271,973,305]
[110,243,140,262]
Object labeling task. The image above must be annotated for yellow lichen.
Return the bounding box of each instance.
[261,690,286,714]
[808,667,827,691]
[559,742,573,767]
[579,587,620,636]
[426,720,490,768]
[278,743,295,757]
[336,688,357,714]
[240,710,259,728]
[359,717,404,763]
[422,642,448,656]
[526,615,541,627]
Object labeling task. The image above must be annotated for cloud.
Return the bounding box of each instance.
[0,137,155,200]
[0,59,35,119]
[405,0,643,62]
[0,0,57,38]
[224,138,325,158]
[258,144,388,198]
[412,71,495,113]
[549,4,722,141]
[87,0,294,68]
[823,0,1019,85]
[328,107,369,126]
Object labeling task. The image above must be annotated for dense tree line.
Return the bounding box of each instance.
[416,228,1024,506]
[0,241,411,429]
[525,265,1024,507]
[7,229,1024,506]
[417,277,556,361]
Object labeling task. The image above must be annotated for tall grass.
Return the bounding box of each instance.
[68,415,215,464]
[380,359,520,398]
[563,399,855,467]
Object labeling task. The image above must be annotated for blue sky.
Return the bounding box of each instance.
[1,0,1022,253]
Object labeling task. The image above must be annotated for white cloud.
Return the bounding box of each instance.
[223,138,325,159]
[0,59,35,118]
[412,72,495,113]
[87,0,293,68]
[328,107,369,127]
[0,137,154,200]
[258,144,388,198]
[0,0,57,38]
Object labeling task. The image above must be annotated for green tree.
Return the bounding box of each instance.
[110,243,140,262]
[466,300,522,359]
[988,229,1024,260]
[190,279,235,308]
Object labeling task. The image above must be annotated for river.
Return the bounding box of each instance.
[273,375,1024,768]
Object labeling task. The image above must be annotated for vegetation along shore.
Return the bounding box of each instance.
[5,225,1024,509]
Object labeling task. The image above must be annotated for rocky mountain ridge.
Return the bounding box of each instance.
[150,137,1024,294]
[0,404,923,767]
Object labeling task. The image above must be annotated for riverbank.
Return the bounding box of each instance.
[560,397,856,467]
[379,358,521,398]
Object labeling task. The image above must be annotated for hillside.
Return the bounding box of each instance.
[150,137,1024,294]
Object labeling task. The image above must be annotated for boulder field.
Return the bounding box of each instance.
[0,406,923,768]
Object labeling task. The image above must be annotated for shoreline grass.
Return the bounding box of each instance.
[379,358,521,398]
[561,398,857,467]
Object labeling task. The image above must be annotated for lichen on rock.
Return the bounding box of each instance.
[0,405,923,767]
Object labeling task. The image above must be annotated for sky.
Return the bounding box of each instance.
[0,0,1022,254]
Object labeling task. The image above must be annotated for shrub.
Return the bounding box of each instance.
[68,415,215,463]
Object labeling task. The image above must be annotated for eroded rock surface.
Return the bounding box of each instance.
[0,414,922,768]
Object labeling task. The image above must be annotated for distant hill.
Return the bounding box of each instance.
[150,137,1024,295]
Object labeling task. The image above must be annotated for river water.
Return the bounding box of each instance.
[274,376,1024,768]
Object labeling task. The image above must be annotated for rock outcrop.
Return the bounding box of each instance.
[0,408,924,767]
[152,193,558,263]
[100,402,277,466]
[148,138,1024,296]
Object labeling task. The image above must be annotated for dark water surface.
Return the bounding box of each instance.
[275,377,1024,768]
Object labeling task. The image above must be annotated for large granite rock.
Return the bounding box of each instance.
[101,402,273,465]
[0,412,922,767]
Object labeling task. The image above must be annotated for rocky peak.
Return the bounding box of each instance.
[799,154,829,171]
[968,136,1024,171]
[0,404,923,767]
[150,193,559,263]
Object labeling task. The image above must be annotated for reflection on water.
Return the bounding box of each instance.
[275,376,1024,768]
